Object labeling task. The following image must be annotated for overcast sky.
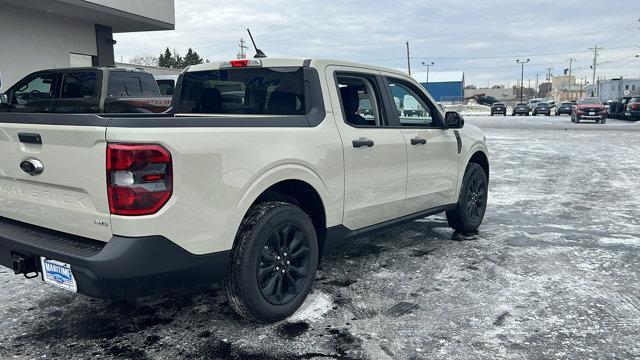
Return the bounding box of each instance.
[114,0,640,87]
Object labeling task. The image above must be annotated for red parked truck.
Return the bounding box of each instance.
[571,97,607,124]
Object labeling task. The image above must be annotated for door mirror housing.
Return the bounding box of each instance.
[444,111,464,129]
[0,93,8,105]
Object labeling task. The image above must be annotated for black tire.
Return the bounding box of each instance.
[446,163,488,233]
[601,118,607,124]
[225,201,318,323]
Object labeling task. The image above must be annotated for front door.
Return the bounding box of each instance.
[383,76,460,215]
[328,67,408,230]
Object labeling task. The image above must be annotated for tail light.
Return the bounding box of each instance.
[632,104,639,110]
[107,144,172,216]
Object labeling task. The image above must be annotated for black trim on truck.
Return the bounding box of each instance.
[0,216,230,298]
[324,204,456,251]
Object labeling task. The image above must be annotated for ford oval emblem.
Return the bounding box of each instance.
[20,158,44,176]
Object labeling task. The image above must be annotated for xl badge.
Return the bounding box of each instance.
[20,158,44,176]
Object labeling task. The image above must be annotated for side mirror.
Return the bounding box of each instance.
[445,111,464,129]
[0,93,8,105]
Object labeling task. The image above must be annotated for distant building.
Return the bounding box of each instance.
[0,0,175,90]
[551,75,580,102]
[413,71,465,103]
[589,78,640,100]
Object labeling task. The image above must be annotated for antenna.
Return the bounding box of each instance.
[246,29,267,59]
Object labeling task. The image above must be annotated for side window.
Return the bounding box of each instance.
[387,79,434,127]
[157,80,175,96]
[11,74,57,105]
[108,72,160,98]
[60,72,97,99]
[336,75,383,127]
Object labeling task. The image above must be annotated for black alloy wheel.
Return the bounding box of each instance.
[258,223,311,305]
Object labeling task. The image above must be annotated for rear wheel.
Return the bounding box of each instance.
[225,202,318,323]
[446,163,488,233]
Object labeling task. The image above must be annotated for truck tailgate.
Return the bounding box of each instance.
[0,115,112,241]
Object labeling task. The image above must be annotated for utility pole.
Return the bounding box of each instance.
[516,59,530,103]
[546,67,553,96]
[237,38,248,59]
[535,74,540,94]
[588,46,602,97]
[528,78,531,97]
[421,61,434,85]
[566,58,575,100]
[406,42,411,75]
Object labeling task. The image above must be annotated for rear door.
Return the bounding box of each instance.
[327,66,408,230]
[51,70,101,113]
[0,115,112,241]
[382,75,459,216]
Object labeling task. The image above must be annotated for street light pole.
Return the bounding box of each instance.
[421,61,434,86]
[516,59,530,103]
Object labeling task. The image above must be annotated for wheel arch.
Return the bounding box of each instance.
[467,150,490,181]
[234,164,336,259]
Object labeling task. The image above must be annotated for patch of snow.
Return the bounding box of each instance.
[288,290,333,323]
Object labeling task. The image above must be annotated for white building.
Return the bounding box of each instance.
[588,78,640,101]
[0,0,175,90]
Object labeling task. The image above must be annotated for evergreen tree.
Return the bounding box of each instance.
[159,47,174,68]
[183,48,204,66]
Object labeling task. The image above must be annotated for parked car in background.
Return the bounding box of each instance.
[512,102,530,116]
[490,102,507,116]
[571,97,607,123]
[0,67,172,113]
[556,102,573,115]
[528,98,543,110]
[625,97,640,120]
[608,97,633,119]
[155,75,179,96]
[532,102,551,116]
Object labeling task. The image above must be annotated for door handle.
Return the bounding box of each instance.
[352,138,375,148]
[410,138,427,146]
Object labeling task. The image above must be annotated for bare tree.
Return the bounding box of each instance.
[128,54,159,67]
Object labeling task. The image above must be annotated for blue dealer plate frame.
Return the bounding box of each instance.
[40,258,78,292]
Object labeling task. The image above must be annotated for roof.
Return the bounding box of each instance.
[187,58,410,77]
[0,0,175,32]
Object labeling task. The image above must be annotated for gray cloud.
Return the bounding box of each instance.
[114,0,640,86]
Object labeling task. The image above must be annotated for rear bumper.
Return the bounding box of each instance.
[0,216,230,298]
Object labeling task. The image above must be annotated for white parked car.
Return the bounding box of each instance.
[0,58,489,322]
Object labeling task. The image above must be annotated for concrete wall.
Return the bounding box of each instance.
[0,7,97,90]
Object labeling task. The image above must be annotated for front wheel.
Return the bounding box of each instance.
[225,202,318,323]
[446,163,488,233]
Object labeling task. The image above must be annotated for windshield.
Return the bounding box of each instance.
[537,103,549,107]
[577,98,601,105]
[178,67,306,115]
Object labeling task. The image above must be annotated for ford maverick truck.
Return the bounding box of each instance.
[0,58,489,322]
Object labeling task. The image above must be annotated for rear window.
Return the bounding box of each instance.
[178,67,306,115]
[108,71,160,98]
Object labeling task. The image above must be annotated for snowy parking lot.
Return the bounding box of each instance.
[1,116,639,360]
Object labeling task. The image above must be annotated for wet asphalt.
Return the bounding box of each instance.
[1,115,639,360]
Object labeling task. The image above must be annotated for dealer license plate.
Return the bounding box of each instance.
[41,258,77,292]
